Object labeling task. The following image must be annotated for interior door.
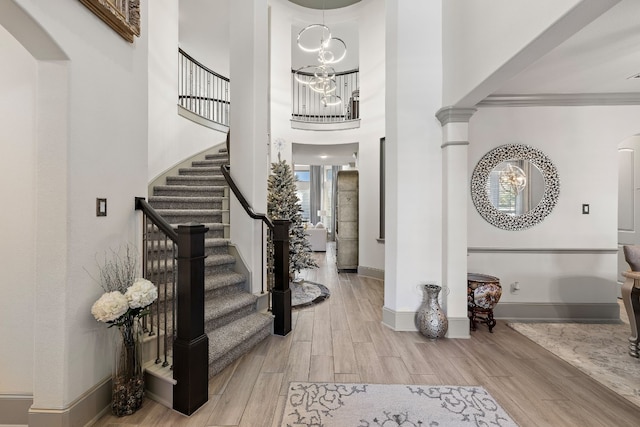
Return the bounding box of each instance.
[618,137,640,296]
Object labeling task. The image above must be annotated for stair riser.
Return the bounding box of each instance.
[208,324,271,378]
[179,168,223,177]
[154,188,225,197]
[150,200,223,210]
[205,263,236,276]
[206,245,229,256]
[159,213,223,224]
[192,160,227,167]
[205,303,256,332]
[166,177,226,186]
[146,258,235,277]
[204,154,229,160]
[143,242,232,257]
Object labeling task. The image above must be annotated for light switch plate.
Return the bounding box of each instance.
[97,198,107,216]
[582,204,589,215]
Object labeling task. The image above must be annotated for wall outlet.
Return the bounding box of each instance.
[510,282,520,294]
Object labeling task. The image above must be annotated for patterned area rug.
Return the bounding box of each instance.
[291,280,330,308]
[508,322,640,407]
[280,382,518,426]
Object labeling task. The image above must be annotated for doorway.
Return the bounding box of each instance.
[617,135,640,296]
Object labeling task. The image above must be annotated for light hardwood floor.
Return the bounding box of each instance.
[95,243,640,426]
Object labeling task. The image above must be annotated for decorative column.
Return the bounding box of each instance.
[229,0,269,294]
[436,107,476,339]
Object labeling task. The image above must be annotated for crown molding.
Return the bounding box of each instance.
[478,93,640,107]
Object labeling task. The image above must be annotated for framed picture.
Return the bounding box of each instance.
[79,0,140,43]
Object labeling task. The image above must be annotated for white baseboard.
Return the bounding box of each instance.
[28,376,111,427]
[494,302,620,322]
[381,307,470,339]
[0,394,32,426]
[357,266,384,280]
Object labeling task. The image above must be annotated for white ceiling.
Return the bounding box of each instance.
[493,0,640,96]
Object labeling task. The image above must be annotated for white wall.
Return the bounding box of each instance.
[269,0,385,272]
[179,0,230,78]
[442,0,617,107]
[149,0,227,182]
[3,0,148,413]
[468,106,640,309]
[0,25,36,395]
[384,0,443,320]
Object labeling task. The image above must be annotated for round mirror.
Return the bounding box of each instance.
[487,160,544,216]
[471,144,559,230]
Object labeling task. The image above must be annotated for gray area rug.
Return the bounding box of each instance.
[281,382,518,426]
[291,280,330,308]
[508,322,640,407]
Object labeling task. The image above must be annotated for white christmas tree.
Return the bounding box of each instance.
[267,155,318,276]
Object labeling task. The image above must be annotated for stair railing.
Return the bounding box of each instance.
[135,197,209,416]
[220,165,292,336]
[291,68,359,123]
[178,48,230,126]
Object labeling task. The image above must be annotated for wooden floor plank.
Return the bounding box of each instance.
[278,340,311,396]
[238,372,283,427]
[95,242,640,427]
[308,355,335,382]
[205,353,265,426]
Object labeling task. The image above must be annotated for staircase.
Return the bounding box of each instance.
[148,146,273,381]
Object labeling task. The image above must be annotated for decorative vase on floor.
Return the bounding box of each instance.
[112,319,144,417]
[416,284,448,340]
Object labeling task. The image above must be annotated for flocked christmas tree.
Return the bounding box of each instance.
[268,155,318,276]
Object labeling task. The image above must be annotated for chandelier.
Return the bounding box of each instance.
[499,163,527,195]
[294,9,347,107]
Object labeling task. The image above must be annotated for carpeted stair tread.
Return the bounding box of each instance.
[155,209,224,224]
[205,253,236,267]
[205,153,229,160]
[204,271,245,294]
[148,196,225,210]
[166,176,226,186]
[155,208,223,215]
[149,196,224,203]
[153,185,226,196]
[204,291,258,328]
[207,312,273,377]
[179,167,223,176]
[192,159,227,167]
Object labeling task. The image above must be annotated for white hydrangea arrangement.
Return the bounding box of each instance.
[90,246,157,328]
[91,278,158,327]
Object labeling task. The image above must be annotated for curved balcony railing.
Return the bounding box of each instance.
[291,68,359,124]
[178,48,230,126]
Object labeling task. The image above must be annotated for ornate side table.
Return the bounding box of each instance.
[621,270,640,358]
[467,273,502,333]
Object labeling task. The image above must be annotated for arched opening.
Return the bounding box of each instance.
[0,1,68,421]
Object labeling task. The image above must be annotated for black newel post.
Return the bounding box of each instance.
[272,219,291,336]
[173,224,209,415]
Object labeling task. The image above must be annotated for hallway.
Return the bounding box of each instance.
[95,243,640,426]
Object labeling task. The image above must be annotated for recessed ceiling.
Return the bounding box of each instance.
[288,0,360,10]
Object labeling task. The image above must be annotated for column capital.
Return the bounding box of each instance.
[435,107,477,126]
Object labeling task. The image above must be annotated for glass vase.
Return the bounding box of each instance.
[416,284,448,340]
[112,318,144,416]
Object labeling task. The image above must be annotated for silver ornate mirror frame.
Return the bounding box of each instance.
[471,144,560,231]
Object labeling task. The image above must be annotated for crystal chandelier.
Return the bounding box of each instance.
[499,163,528,195]
[294,7,347,107]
